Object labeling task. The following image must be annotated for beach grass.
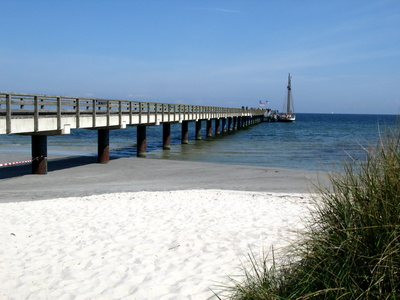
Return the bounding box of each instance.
[216,127,400,299]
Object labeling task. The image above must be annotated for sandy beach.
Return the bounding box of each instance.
[0,155,325,299]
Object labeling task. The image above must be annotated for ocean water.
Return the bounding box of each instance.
[0,113,398,171]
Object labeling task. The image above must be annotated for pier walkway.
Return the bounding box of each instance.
[1,92,264,174]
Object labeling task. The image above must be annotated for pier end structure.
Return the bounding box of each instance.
[0,92,265,174]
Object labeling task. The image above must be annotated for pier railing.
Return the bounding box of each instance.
[0,92,263,134]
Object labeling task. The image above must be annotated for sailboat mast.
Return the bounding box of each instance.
[277,73,295,122]
[286,73,291,114]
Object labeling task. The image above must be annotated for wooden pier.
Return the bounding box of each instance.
[0,92,264,174]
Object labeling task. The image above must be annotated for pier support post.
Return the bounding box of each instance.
[233,117,237,130]
[195,120,202,140]
[228,117,232,131]
[181,121,189,144]
[206,120,213,137]
[31,135,47,175]
[163,123,171,150]
[98,129,110,163]
[215,119,221,135]
[137,125,147,158]
[222,118,227,133]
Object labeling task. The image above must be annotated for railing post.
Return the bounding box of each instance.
[92,99,97,127]
[119,100,122,126]
[129,101,133,124]
[6,94,11,134]
[155,103,158,124]
[57,97,61,130]
[76,98,80,128]
[107,100,110,126]
[147,102,150,123]
[161,103,165,123]
[34,96,39,132]
[139,102,142,123]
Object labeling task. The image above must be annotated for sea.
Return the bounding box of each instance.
[0,113,398,172]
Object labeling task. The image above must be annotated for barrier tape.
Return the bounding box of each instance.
[0,156,45,167]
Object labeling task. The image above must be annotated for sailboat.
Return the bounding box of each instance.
[277,73,296,122]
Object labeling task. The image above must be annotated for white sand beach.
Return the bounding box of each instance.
[0,156,324,299]
[1,190,314,300]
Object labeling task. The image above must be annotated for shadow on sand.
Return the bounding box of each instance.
[0,155,99,180]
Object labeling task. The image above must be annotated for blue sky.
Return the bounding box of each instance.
[1,0,399,114]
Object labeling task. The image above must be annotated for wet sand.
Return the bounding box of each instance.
[0,154,325,202]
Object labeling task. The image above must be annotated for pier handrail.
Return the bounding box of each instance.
[0,92,263,134]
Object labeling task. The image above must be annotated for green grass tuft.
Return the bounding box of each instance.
[215,126,400,299]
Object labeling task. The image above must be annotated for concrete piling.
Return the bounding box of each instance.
[98,129,110,163]
[181,121,189,144]
[31,135,48,175]
[195,120,202,140]
[215,119,221,135]
[206,120,213,137]
[163,123,171,150]
[137,125,147,157]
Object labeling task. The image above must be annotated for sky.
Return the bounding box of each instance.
[1,0,399,114]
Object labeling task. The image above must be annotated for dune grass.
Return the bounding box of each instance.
[216,127,400,299]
